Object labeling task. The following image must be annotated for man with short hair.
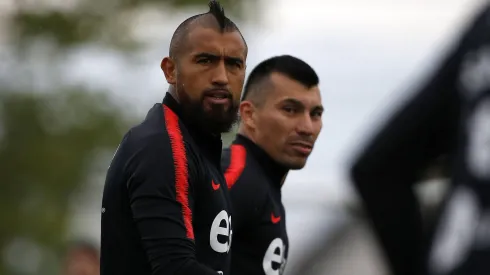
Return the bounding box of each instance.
[222,55,324,275]
[100,1,247,274]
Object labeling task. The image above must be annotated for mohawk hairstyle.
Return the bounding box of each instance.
[242,55,319,104]
[208,0,226,30]
[168,0,246,59]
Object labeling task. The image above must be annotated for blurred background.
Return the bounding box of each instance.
[0,0,486,274]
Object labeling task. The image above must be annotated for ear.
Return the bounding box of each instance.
[161,57,176,85]
[239,101,257,130]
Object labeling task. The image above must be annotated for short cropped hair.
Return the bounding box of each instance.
[242,55,319,104]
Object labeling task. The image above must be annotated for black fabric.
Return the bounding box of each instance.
[351,5,490,275]
[222,134,289,275]
[101,93,232,275]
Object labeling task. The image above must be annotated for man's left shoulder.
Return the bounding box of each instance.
[221,144,247,168]
[221,144,250,188]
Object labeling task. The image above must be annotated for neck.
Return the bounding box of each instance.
[280,172,288,187]
[238,125,256,144]
[235,129,290,188]
[168,86,179,102]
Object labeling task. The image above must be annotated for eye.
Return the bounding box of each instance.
[226,59,242,69]
[311,111,323,117]
[197,58,211,64]
[282,106,296,114]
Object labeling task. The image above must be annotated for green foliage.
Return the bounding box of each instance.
[0,0,255,273]
[9,0,255,51]
[0,89,132,274]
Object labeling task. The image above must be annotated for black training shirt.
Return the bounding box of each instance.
[222,134,289,275]
[101,93,233,275]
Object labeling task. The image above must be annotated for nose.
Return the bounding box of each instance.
[296,114,315,137]
[211,61,229,87]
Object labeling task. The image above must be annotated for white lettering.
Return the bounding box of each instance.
[467,97,490,180]
[460,46,490,98]
[429,186,480,274]
[210,210,232,253]
[263,238,287,275]
[475,210,490,249]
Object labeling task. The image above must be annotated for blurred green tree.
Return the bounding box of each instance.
[0,0,255,274]
[9,0,257,51]
[0,90,133,274]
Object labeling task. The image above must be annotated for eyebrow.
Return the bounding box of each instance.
[194,52,244,64]
[313,105,324,112]
[282,98,324,112]
[282,98,303,106]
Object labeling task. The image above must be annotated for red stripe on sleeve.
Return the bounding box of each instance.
[224,144,247,189]
[163,105,194,240]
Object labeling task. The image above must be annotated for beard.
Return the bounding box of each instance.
[178,91,239,135]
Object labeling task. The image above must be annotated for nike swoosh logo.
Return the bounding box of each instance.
[212,180,220,191]
[271,212,281,224]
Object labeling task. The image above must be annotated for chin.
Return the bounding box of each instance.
[284,159,307,170]
[289,164,306,170]
[206,118,236,134]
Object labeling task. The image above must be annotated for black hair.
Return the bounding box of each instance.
[242,55,319,102]
[169,0,246,59]
[207,0,227,30]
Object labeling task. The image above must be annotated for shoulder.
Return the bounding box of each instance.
[222,144,253,189]
[123,117,198,172]
[224,149,269,227]
[125,122,169,152]
[126,103,191,148]
[223,145,268,201]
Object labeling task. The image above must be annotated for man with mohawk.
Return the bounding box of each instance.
[100,1,248,274]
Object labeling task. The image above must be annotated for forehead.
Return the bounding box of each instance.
[186,26,246,58]
[267,73,322,106]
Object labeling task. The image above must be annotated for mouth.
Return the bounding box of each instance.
[290,141,314,155]
[203,89,231,105]
[204,89,231,99]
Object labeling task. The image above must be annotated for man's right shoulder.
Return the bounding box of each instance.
[124,102,187,144]
[121,113,197,162]
[122,122,172,153]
